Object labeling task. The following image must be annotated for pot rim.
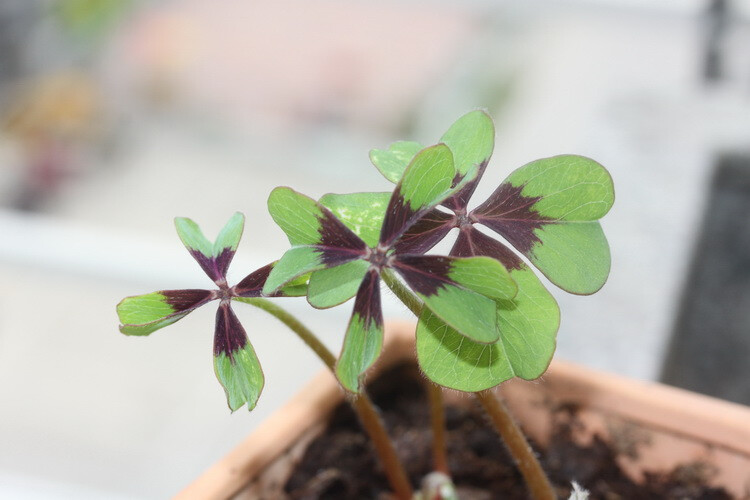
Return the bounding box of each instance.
[178,321,750,499]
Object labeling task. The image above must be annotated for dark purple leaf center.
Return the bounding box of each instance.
[471,183,551,255]
[365,245,393,270]
[162,289,214,311]
[214,301,248,361]
[392,255,454,297]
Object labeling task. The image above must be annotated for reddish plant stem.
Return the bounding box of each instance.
[382,270,452,474]
[427,381,450,474]
[351,395,414,500]
[476,390,556,500]
[377,275,556,499]
[243,297,413,500]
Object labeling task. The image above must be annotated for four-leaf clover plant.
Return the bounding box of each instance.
[116,110,614,500]
[263,143,523,392]
[363,110,613,391]
[116,213,306,411]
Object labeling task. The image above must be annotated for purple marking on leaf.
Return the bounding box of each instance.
[189,247,235,285]
[392,255,455,297]
[379,188,415,247]
[214,247,235,280]
[161,289,214,312]
[352,268,383,328]
[318,246,367,267]
[442,159,489,212]
[234,263,274,297]
[317,207,368,253]
[451,226,524,271]
[471,182,551,255]
[394,208,456,255]
[214,301,248,361]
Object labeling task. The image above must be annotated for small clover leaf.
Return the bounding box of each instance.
[117,213,303,411]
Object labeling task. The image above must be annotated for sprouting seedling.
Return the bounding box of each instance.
[262,143,519,393]
[116,213,306,411]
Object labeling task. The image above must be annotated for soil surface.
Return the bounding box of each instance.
[284,363,732,499]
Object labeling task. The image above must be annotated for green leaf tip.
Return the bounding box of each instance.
[398,143,455,212]
[439,109,495,177]
[267,187,325,246]
[506,155,614,221]
[117,289,213,336]
[370,140,424,183]
[319,191,390,248]
[174,211,245,258]
[369,110,495,184]
[214,343,265,412]
[448,256,517,301]
[417,266,558,391]
[173,212,245,284]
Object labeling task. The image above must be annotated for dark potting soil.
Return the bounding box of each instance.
[284,363,732,499]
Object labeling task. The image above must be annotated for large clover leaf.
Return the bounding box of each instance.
[367,111,613,390]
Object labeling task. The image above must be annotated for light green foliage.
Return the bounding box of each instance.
[174,212,244,257]
[117,292,174,325]
[507,155,614,221]
[175,218,214,257]
[531,222,611,295]
[399,144,455,211]
[213,212,245,254]
[439,110,495,176]
[495,266,559,379]
[276,273,311,297]
[119,316,186,336]
[320,192,390,247]
[308,260,369,308]
[498,154,614,294]
[214,344,265,411]
[416,309,513,391]
[417,266,558,391]
[117,293,190,336]
[369,141,424,183]
[448,256,517,300]
[263,247,324,295]
[417,285,499,344]
[267,187,324,246]
[370,110,495,183]
[335,314,383,393]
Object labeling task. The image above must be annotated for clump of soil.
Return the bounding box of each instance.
[284,363,731,499]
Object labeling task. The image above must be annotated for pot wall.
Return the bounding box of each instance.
[179,323,750,499]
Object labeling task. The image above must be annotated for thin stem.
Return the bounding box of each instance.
[382,270,422,317]
[476,390,556,500]
[381,273,556,499]
[427,382,449,474]
[382,271,451,475]
[239,297,413,500]
[351,395,414,498]
[238,297,336,369]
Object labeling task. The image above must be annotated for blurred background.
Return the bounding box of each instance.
[1,0,750,497]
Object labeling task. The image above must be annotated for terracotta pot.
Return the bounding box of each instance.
[177,322,750,499]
